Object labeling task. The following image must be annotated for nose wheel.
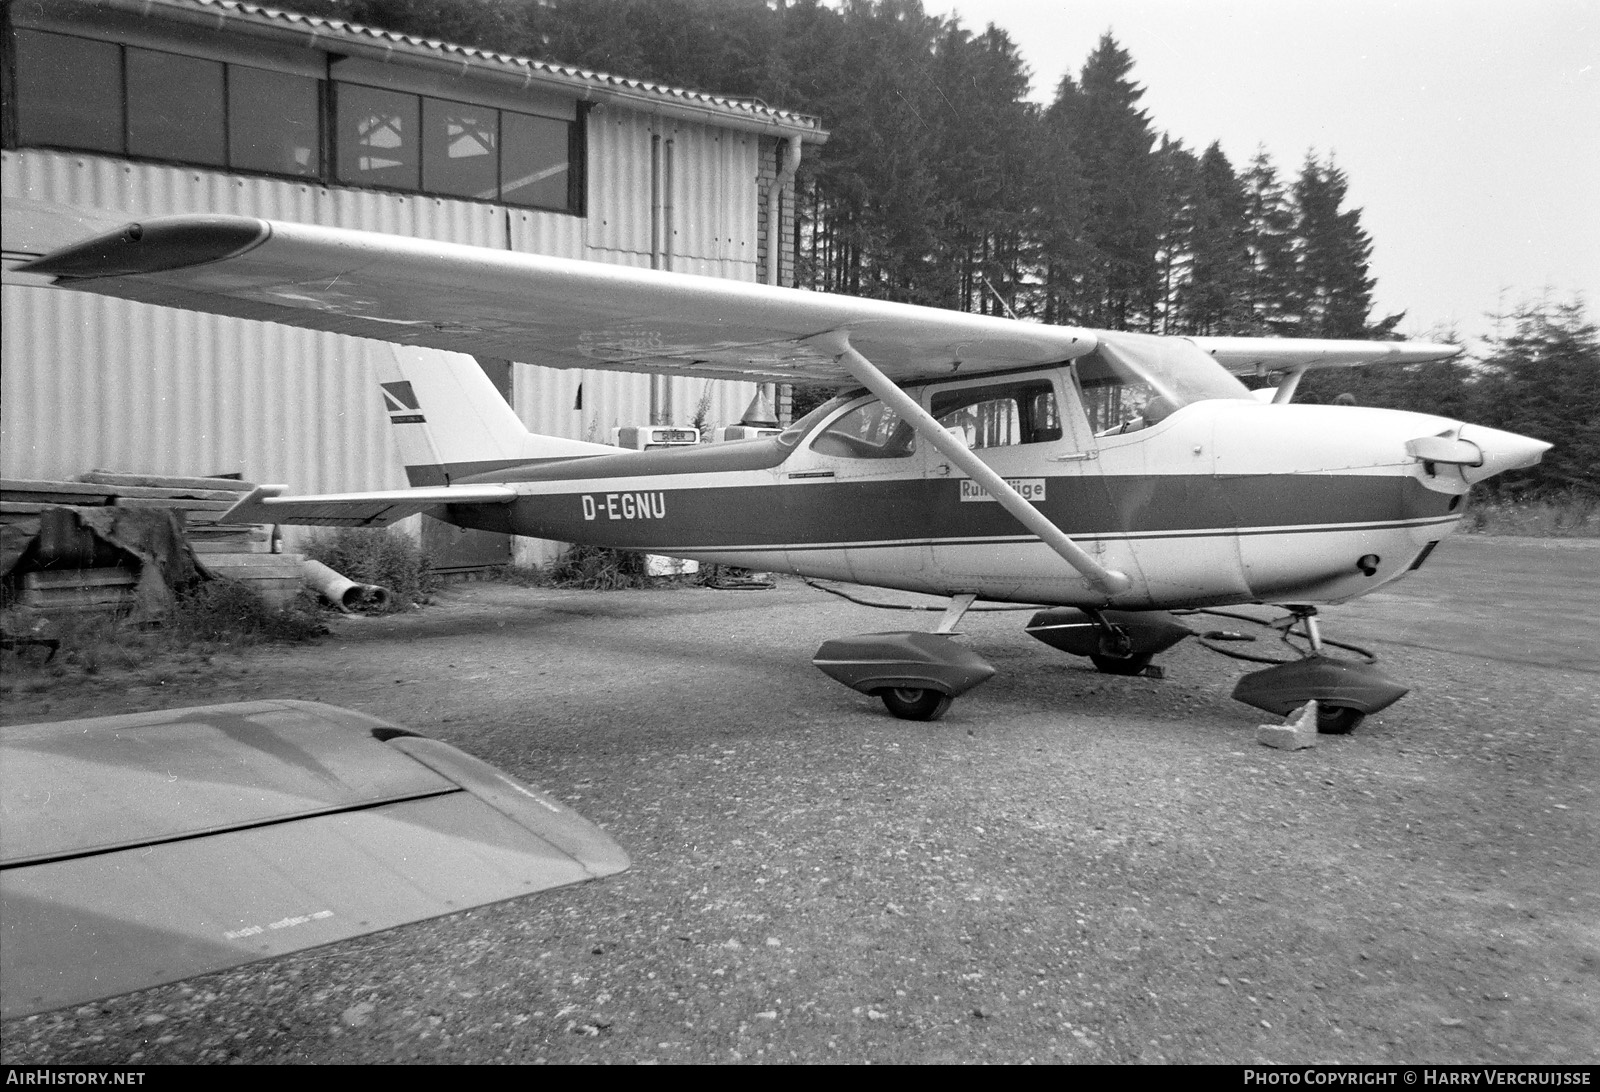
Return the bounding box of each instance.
[1314,703,1366,735]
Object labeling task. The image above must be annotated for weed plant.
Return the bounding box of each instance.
[536,543,650,590]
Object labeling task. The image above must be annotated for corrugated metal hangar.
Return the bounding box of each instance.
[0,0,825,566]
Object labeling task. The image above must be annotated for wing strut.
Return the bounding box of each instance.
[816,332,1132,597]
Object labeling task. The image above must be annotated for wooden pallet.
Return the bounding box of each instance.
[19,567,137,613]
[3,473,294,613]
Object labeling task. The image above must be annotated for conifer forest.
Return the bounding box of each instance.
[276,0,1597,501]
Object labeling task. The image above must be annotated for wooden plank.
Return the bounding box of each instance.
[198,553,304,579]
[76,472,254,493]
[22,568,138,590]
[188,539,270,555]
[21,587,135,609]
[21,599,136,615]
[0,501,50,515]
[98,485,250,502]
[113,498,236,512]
[0,481,115,505]
[183,525,268,539]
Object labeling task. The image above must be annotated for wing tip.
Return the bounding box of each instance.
[18,215,270,281]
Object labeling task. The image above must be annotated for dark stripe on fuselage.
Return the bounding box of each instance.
[445,473,1456,551]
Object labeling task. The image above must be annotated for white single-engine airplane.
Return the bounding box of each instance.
[21,216,1551,729]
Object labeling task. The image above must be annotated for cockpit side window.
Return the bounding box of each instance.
[809,398,917,459]
[931,380,1061,448]
[777,392,855,448]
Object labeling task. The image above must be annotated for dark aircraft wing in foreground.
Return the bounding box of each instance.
[0,700,628,1019]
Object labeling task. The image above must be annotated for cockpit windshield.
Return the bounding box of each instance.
[1076,330,1252,434]
[776,392,856,448]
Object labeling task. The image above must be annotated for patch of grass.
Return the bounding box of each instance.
[1463,492,1600,537]
[1,578,323,699]
[170,579,326,642]
[301,527,439,608]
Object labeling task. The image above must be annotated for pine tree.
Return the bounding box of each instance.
[927,21,1036,315]
[1470,299,1600,497]
[1036,72,1091,327]
[1292,155,1400,338]
[1241,150,1300,335]
[1151,135,1198,333]
[1174,142,1253,335]
[1069,34,1162,330]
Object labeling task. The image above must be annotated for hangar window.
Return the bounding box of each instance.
[336,83,421,191]
[127,48,226,166]
[228,66,321,178]
[9,29,122,153]
[501,111,572,211]
[422,97,498,199]
[336,82,577,211]
[3,27,583,214]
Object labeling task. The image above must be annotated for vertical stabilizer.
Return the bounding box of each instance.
[376,347,613,485]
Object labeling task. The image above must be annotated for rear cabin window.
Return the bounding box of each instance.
[932,380,1061,448]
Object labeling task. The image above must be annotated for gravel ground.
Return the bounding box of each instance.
[1,537,1596,1064]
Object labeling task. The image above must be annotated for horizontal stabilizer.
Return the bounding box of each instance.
[222,483,516,527]
[0,700,628,1018]
[1187,336,1462,375]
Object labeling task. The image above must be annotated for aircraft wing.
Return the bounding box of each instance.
[18,215,1101,385]
[221,483,518,527]
[0,700,629,1019]
[1186,336,1462,374]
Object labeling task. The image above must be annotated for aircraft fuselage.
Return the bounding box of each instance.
[438,376,1523,612]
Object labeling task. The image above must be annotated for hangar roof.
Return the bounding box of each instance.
[34,0,828,141]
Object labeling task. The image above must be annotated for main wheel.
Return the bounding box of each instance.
[878,687,953,721]
[1316,704,1366,734]
[1089,652,1154,676]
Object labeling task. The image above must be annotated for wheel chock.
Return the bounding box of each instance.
[1256,701,1319,750]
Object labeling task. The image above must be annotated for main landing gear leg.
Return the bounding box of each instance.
[1024,608,1195,677]
[812,594,996,722]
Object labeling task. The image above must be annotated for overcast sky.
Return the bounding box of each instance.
[934,0,1599,346]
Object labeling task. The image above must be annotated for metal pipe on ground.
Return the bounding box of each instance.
[301,559,392,613]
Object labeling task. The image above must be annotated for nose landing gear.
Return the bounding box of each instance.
[1224,607,1409,734]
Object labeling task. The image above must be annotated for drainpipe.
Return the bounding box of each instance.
[766,136,803,422]
[765,136,802,287]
